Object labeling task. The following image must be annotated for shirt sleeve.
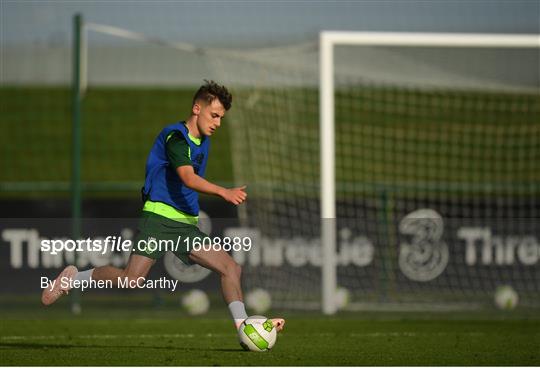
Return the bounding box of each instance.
[166,131,192,169]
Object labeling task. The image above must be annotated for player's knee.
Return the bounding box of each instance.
[222,260,241,280]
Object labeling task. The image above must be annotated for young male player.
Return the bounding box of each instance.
[42,80,285,332]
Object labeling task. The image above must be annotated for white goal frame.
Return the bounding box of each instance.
[319,31,540,314]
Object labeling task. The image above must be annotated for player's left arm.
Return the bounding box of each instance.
[176,166,247,205]
[166,132,246,205]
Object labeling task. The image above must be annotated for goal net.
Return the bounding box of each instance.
[212,32,540,311]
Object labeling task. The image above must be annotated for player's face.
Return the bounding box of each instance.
[195,99,226,137]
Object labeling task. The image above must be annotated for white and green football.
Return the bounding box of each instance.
[494,285,519,310]
[245,288,272,314]
[238,315,277,352]
[181,289,210,315]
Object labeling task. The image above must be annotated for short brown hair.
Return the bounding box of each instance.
[192,80,232,111]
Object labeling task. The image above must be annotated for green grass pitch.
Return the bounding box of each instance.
[1,295,539,366]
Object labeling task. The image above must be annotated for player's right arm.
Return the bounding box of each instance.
[166,132,247,205]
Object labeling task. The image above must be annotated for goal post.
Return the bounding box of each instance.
[320,31,540,315]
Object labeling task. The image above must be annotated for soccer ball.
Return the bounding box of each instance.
[334,287,350,310]
[494,285,519,310]
[246,288,272,314]
[238,315,277,352]
[181,289,210,315]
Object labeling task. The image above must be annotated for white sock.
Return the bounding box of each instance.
[74,268,94,282]
[228,301,248,329]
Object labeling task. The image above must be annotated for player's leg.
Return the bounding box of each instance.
[92,254,155,285]
[188,247,285,331]
[42,212,168,306]
[188,247,242,303]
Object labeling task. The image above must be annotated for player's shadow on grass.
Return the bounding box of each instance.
[0,342,241,352]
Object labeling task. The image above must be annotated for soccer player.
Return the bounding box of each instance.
[42,80,285,332]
